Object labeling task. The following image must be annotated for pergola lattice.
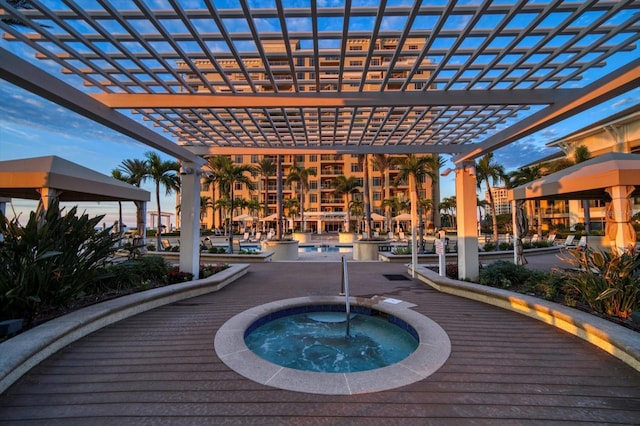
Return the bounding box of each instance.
[1,1,638,164]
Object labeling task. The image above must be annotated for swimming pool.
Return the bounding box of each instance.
[298,245,352,253]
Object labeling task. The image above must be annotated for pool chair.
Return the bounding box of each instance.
[239,232,250,242]
[161,239,172,251]
[398,232,408,243]
[563,234,576,246]
[387,231,396,241]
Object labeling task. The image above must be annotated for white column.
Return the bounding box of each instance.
[409,174,418,278]
[455,163,479,281]
[179,162,201,278]
[605,185,636,255]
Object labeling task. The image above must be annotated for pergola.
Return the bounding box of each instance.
[0,1,638,279]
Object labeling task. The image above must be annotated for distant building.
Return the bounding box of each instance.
[484,186,512,216]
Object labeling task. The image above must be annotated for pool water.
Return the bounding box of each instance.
[298,245,352,253]
[244,311,418,373]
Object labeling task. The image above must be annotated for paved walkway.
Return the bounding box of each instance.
[1,261,639,424]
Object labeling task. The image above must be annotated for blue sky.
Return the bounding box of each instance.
[1,2,639,227]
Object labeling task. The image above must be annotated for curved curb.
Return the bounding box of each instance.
[411,265,640,372]
[0,264,250,394]
[214,296,451,395]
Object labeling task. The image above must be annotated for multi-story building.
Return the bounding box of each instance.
[176,37,436,232]
[484,186,512,216]
[198,153,433,234]
[531,107,640,232]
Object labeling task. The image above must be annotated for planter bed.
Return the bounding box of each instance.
[149,250,274,263]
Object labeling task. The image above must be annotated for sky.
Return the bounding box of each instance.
[1,2,639,229]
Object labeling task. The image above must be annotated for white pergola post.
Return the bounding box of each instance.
[605,185,636,255]
[455,163,479,281]
[179,162,201,278]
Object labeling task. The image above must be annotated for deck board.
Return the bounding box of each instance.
[1,262,639,424]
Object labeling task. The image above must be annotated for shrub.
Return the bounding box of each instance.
[560,249,640,319]
[393,246,411,255]
[200,263,229,278]
[95,256,171,292]
[480,261,538,290]
[0,201,117,323]
[498,242,513,251]
[166,267,194,284]
[483,241,496,252]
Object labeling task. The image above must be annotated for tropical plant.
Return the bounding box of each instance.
[286,164,317,232]
[560,249,639,319]
[372,154,393,231]
[140,152,180,251]
[508,165,543,235]
[359,154,373,238]
[115,158,147,237]
[331,175,361,232]
[256,157,276,228]
[476,153,506,246]
[393,154,439,251]
[203,155,233,231]
[213,161,256,252]
[283,197,299,231]
[440,196,457,228]
[0,200,117,324]
[349,198,365,233]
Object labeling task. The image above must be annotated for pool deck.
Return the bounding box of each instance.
[1,252,639,424]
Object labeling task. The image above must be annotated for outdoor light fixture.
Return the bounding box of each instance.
[179,166,194,175]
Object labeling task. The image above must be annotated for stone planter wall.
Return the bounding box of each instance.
[338,232,357,244]
[261,240,299,260]
[353,240,390,261]
[293,232,312,244]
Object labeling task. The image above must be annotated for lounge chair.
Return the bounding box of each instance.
[239,232,250,242]
[387,231,396,241]
[530,234,540,243]
[564,234,576,246]
[547,233,557,244]
[161,239,172,250]
[251,232,262,242]
[398,232,408,243]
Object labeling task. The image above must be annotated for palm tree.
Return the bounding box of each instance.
[331,175,361,232]
[508,165,543,235]
[372,154,393,231]
[110,169,127,247]
[360,154,373,238]
[440,196,457,228]
[349,198,365,233]
[394,154,437,252]
[285,164,317,232]
[475,153,506,246]
[203,155,234,231]
[425,154,445,230]
[115,158,147,240]
[574,145,592,235]
[140,152,180,251]
[255,158,276,231]
[215,162,256,253]
[199,196,214,224]
[283,197,299,231]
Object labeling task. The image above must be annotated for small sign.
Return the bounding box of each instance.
[435,240,444,255]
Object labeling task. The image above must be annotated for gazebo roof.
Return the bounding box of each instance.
[0,155,150,203]
[509,152,640,201]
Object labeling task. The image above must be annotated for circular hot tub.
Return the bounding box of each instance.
[215,296,451,395]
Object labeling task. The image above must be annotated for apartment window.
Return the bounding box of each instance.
[349,60,363,67]
[251,155,259,163]
[235,155,243,163]
[372,177,381,186]
[235,182,243,191]
[349,45,363,51]
[309,194,317,203]
[309,180,317,190]
[373,192,382,201]
[296,155,305,163]
[408,45,418,50]
[309,154,317,162]
[351,163,363,173]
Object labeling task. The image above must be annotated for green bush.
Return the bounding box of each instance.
[480,261,540,290]
[95,256,171,292]
[560,249,640,319]
[483,241,497,251]
[393,246,411,255]
[0,201,117,323]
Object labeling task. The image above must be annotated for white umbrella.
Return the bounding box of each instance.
[393,213,412,221]
[370,213,386,221]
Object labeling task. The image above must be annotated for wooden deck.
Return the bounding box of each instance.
[1,262,639,424]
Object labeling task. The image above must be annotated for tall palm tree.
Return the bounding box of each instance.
[285,164,317,232]
[425,154,445,230]
[476,153,506,246]
[372,154,392,231]
[203,155,234,231]
[574,145,592,235]
[394,154,437,252]
[440,196,457,228]
[110,169,127,246]
[256,158,276,231]
[349,198,365,233]
[115,158,147,240]
[508,165,543,235]
[215,162,256,253]
[360,154,372,238]
[283,197,299,231]
[331,175,361,232]
[141,152,180,251]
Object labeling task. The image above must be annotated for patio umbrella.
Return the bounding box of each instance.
[370,213,386,221]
